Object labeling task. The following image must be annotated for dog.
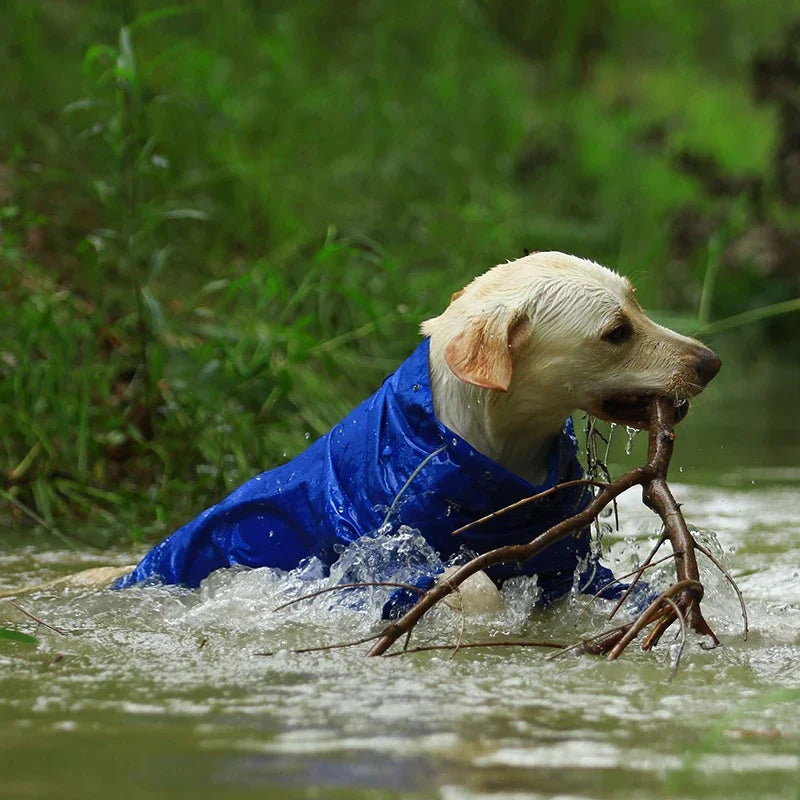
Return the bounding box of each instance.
[114,252,720,615]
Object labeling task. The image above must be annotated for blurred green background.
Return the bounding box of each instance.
[2,0,800,544]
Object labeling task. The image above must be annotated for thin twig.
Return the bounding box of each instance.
[548,623,632,660]
[585,416,620,538]
[605,535,667,621]
[254,631,382,657]
[692,539,748,640]
[451,601,466,659]
[576,549,680,621]
[273,581,425,612]
[9,601,68,636]
[605,579,703,661]
[382,444,447,528]
[450,478,610,536]
[385,640,567,657]
[661,596,687,682]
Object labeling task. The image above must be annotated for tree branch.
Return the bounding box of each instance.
[367,397,740,662]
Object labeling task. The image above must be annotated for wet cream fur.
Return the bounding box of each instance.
[423,251,715,486]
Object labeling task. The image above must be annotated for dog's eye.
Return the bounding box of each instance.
[602,323,633,345]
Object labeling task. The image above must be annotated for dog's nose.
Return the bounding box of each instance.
[695,347,721,386]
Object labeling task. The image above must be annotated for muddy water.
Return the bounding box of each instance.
[2,362,799,799]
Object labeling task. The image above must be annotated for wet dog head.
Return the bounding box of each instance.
[423,252,720,430]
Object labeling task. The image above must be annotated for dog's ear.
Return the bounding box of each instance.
[444,313,530,391]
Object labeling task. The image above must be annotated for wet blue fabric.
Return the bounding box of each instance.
[115,339,626,607]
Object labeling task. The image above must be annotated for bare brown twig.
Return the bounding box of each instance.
[576,549,681,621]
[273,581,425,612]
[385,640,566,657]
[606,534,667,621]
[661,596,687,682]
[692,539,749,639]
[9,601,68,636]
[254,632,382,657]
[450,478,610,537]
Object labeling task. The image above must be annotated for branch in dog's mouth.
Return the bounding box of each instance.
[600,395,689,429]
[366,395,744,666]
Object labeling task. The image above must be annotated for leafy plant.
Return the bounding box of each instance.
[0,628,38,646]
[652,234,800,338]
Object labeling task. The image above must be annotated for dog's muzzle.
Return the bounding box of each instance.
[598,344,720,429]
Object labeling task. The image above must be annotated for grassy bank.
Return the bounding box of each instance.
[2,0,800,542]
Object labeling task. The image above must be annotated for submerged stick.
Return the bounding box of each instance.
[384,640,567,657]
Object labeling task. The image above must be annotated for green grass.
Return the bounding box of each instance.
[2,0,800,541]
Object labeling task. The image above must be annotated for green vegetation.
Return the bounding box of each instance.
[0,628,37,646]
[2,1,800,542]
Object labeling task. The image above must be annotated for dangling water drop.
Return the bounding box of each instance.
[624,426,639,455]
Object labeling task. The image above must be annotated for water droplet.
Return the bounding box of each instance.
[624,426,639,455]
[451,438,458,447]
[413,383,420,392]
[304,432,310,439]
[381,445,392,458]
[483,471,493,481]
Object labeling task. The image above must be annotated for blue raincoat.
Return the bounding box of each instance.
[115,340,626,611]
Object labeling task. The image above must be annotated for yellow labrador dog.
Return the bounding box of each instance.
[425,251,719,485]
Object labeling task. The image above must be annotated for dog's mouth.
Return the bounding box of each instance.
[597,394,690,429]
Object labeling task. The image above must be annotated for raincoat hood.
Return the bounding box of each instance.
[116,339,619,604]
